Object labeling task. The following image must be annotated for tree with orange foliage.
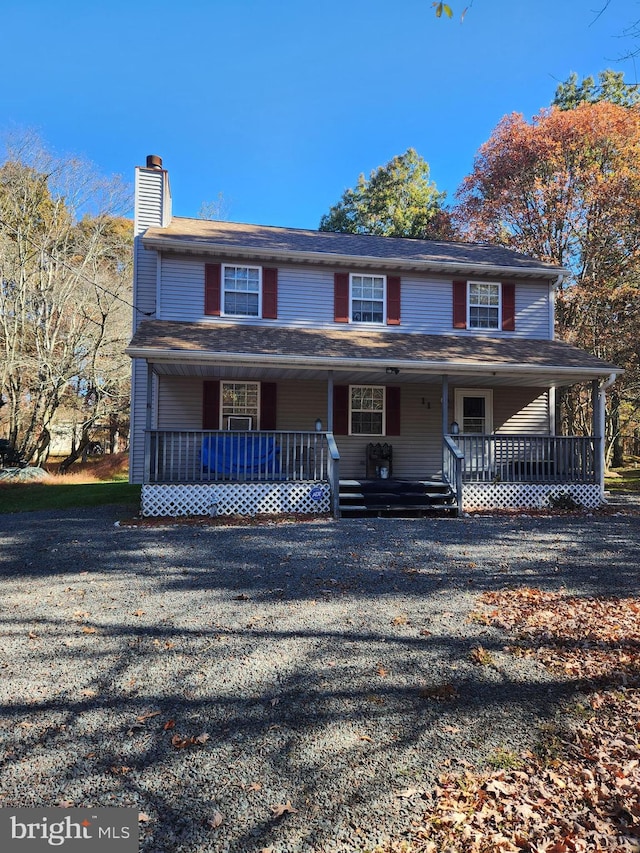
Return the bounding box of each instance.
[454,102,640,464]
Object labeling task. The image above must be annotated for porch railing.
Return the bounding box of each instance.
[443,435,464,509]
[144,430,333,484]
[450,434,597,484]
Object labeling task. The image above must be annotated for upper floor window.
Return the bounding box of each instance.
[453,280,515,332]
[468,282,500,330]
[351,274,385,324]
[222,265,261,317]
[350,385,385,435]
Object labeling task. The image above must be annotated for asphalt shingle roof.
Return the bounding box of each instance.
[143,218,566,277]
[127,320,619,375]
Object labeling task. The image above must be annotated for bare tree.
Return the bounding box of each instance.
[0,130,132,467]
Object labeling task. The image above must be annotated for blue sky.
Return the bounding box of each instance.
[2,0,638,228]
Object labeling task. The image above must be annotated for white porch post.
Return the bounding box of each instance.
[143,363,153,484]
[441,374,449,473]
[594,377,613,500]
[146,365,153,430]
[327,370,334,431]
[441,375,449,434]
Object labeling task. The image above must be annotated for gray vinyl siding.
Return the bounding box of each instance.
[156,258,552,339]
[495,389,550,434]
[157,377,203,429]
[159,257,205,319]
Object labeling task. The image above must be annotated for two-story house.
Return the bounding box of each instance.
[126,156,621,518]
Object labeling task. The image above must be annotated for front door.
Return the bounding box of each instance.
[454,389,494,479]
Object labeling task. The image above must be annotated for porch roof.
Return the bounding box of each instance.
[142,218,567,280]
[127,320,622,388]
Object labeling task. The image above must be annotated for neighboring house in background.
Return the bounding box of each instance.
[126,156,622,518]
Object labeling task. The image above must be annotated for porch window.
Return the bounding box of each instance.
[468,282,500,330]
[223,265,261,317]
[221,382,259,430]
[351,275,385,324]
[350,385,384,435]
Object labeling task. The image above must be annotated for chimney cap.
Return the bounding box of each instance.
[146,154,163,169]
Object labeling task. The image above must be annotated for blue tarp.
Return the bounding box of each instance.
[202,434,279,477]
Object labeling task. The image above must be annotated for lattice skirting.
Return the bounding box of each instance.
[141,482,331,517]
[462,482,602,511]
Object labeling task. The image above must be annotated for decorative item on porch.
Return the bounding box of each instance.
[366,442,393,479]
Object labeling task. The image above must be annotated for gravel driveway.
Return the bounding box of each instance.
[0,503,638,852]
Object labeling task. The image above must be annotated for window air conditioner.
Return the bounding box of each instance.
[227,416,253,431]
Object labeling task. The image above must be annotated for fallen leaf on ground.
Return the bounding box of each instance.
[136,711,161,723]
[420,683,459,701]
[205,810,223,828]
[403,589,640,853]
[271,801,297,817]
[171,732,210,749]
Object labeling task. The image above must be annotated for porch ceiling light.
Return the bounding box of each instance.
[386,367,400,375]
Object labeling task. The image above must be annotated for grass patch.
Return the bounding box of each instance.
[0,453,139,513]
[0,480,141,513]
[605,461,640,493]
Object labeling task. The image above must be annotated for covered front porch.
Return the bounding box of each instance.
[140,426,602,517]
[127,320,621,518]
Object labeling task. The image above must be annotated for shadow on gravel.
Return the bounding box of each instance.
[0,508,637,851]
[0,510,638,597]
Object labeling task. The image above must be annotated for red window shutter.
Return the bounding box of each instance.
[202,380,220,429]
[262,268,278,319]
[334,272,349,323]
[385,386,401,436]
[205,263,221,316]
[333,385,349,435]
[387,275,401,325]
[260,382,277,430]
[453,280,467,329]
[501,282,515,331]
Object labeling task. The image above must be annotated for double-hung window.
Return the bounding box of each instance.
[221,381,259,430]
[223,265,261,317]
[350,385,384,435]
[351,274,385,324]
[468,282,501,330]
